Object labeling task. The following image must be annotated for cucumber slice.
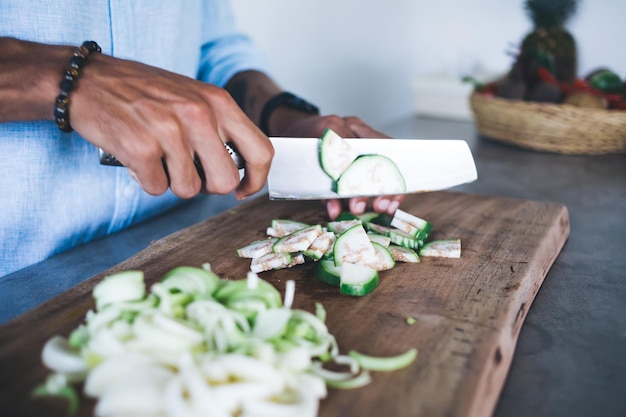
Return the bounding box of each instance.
[364,222,391,236]
[419,239,461,258]
[390,217,429,240]
[327,219,361,234]
[272,224,323,253]
[317,259,342,287]
[386,228,423,250]
[391,209,433,236]
[335,154,406,196]
[362,242,396,271]
[303,231,336,261]
[388,244,420,263]
[367,233,391,248]
[340,263,379,296]
[267,219,309,238]
[236,238,278,258]
[319,128,358,181]
[250,252,306,273]
[333,224,377,266]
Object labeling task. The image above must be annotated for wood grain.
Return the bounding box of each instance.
[0,191,570,417]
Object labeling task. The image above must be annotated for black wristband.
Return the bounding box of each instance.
[54,40,101,132]
[259,92,319,136]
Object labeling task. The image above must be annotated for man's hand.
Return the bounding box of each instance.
[276,114,406,220]
[71,53,273,200]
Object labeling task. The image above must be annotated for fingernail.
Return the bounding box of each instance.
[327,201,338,219]
[377,198,390,211]
[354,200,366,214]
[387,200,400,214]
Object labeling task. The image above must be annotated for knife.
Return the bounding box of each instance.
[99,137,477,200]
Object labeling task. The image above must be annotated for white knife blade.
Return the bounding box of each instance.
[267,137,477,200]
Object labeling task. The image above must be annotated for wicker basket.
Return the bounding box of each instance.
[469,91,626,155]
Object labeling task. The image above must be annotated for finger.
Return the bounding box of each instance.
[226,119,273,199]
[348,197,368,215]
[344,116,389,138]
[326,199,344,220]
[194,130,241,195]
[116,130,171,195]
[125,155,170,196]
[180,95,242,195]
[372,195,405,215]
[160,124,203,198]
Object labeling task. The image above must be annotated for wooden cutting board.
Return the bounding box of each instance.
[0,191,570,417]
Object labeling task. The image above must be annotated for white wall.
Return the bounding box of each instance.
[231,0,626,129]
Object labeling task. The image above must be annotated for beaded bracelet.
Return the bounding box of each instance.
[54,40,101,132]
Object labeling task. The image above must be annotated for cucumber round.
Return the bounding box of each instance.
[335,154,406,196]
[340,263,379,296]
[333,224,376,266]
[319,128,358,181]
[317,259,342,287]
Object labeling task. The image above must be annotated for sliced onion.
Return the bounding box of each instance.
[84,352,158,397]
[41,336,87,377]
[94,362,173,417]
[252,308,291,339]
[283,280,295,309]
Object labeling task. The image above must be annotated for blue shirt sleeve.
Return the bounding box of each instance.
[196,0,271,87]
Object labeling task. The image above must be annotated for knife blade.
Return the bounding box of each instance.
[99,137,477,200]
[267,137,477,200]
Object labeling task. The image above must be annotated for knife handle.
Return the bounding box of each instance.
[98,142,245,172]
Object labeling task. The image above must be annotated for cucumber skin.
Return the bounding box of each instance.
[340,274,379,296]
[317,260,341,287]
[335,154,406,196]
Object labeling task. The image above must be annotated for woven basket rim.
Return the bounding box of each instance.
[469,91,626,155]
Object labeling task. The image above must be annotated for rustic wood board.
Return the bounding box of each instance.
[0,191,570,417]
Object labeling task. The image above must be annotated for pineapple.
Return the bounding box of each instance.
[495,0,579,102]
[518,0,579,85]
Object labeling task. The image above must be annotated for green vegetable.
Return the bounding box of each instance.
[588,69,623,94]
[335,154,406,196]
[349,348,418,372]
[339,263,379,296]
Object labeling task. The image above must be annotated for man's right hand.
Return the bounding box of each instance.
[69,52,273,200]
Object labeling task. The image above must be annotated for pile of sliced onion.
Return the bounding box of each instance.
[36,263,416,416]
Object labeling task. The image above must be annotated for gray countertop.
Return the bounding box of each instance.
[1,116,625,417]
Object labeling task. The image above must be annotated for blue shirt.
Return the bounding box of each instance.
[0,0,269,277]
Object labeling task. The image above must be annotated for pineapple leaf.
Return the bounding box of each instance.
[524,0,579,28]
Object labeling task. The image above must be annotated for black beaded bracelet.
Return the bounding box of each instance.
[54,40,101,132]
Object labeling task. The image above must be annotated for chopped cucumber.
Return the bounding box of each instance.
[362,242,396,271]
[319,128,358,181]
[327,219,361,234]
[335,154,406,196]
[386,228,423,250]
[388,244,420,263]
[303,231,336,261]
[333,224,377,266]
[267,219,309,237]
[317,259,342,287]
[367,233,391,248]
[272,224,323,253]
[340,263,379,296]
[250,252,294,273]
[390,217,429,240]
[392,209,433,236]
[419,239,461,258]
[364,222,391,236]
[236,238,278,258]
